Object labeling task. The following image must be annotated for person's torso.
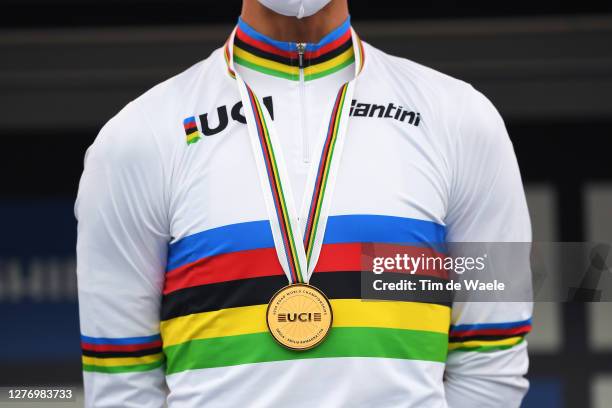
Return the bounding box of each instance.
[138,22,469,407]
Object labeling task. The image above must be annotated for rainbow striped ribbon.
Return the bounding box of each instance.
[244,83,350,284]
[231,26,363,284]
[245,85,305,283]
[303,84,349,263]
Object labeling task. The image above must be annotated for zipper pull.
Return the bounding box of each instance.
[296,42,306,69]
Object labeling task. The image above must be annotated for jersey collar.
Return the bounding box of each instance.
[224,16,365,82]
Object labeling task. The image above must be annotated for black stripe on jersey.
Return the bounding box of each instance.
[305,39,353,66]
[81,346,163,358]
[449,331,531,343]
[234,35,295,66]
[161,271,451,321]
[234,35,353,68]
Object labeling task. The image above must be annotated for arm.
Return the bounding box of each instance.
[75,102,170,407]
[443,87,533,408]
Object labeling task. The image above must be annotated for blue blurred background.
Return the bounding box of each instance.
[1,1,612,407]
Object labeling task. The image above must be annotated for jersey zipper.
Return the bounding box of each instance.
[297,42,309,163]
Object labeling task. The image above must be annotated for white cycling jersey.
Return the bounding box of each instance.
[76,17,533,408]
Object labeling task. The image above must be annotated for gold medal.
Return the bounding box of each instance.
[266,283,333,351]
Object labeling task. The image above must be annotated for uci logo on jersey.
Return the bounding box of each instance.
[182,96,274,145]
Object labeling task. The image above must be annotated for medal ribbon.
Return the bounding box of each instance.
[227,27,365,285]
[302,84,349,264]
[245,85,306,283]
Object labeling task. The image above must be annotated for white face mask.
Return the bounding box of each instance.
[257,0,332,19]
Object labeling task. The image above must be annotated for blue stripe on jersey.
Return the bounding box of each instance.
[167,220,274,272]
[324,214,446,246]
[236,16,351,52]
[81,334,161,345]
[237,17,294,52]
[166,214,446,272]
[305,16,352,51]
[450,318,533,332]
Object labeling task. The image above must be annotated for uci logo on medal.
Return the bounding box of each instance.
[278,312,322,322]
[266,284,333,351]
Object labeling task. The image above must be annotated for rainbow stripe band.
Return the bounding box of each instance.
[161,282,451,374]
[246,85,304,283]
[303,84,348,261]
[232,17,355,81]
[160,215,452,374]
[448,319,532,352]
[81,334,165,373]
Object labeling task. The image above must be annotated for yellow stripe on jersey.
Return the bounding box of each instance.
[161,300,450,348]
[82,352,164,368]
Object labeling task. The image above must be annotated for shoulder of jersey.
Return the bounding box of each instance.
[132,47,228,124]
[137,47,227,104]
[90,48,226,168]
[362,42,472,97]
[110,48,226,133]
[361,42,495,135]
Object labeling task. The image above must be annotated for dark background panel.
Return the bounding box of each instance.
[1,0,612,27]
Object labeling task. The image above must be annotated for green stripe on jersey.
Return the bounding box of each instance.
[164,326,448,374]
[234,56,299,81]
[449,338,525,353]
[83,359,164,374]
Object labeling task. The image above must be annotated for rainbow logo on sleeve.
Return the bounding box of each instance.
[183,116,202,145]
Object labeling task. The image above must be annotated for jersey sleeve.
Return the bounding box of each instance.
[75,102,170,407]
[443,86,533,408]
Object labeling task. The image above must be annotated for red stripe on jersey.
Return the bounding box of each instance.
[164,243,449,294]
[81,340,162,352]
[235,27,295,59]
[450,324,532,338]
[303,29,352,59]
[164,247,284,295]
